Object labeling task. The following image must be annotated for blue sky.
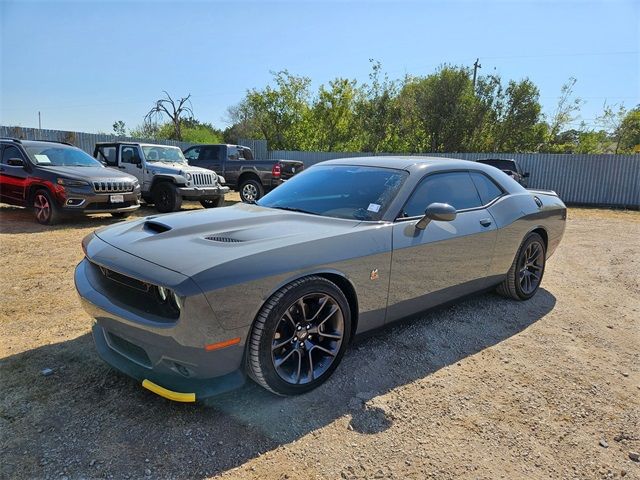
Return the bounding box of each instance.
[1,0,638,135]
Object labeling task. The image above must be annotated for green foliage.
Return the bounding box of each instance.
[112,120,126,136]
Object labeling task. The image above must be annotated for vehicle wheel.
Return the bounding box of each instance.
[239,178,264,203]
[152,182,182,213]
[32,189,60,225]
[497,232,546,300]
[247,276,351,395]
[110,212,131,218]
[200,195,225,208]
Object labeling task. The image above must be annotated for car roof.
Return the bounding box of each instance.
[8,139,76,149]
[319,156,493,173]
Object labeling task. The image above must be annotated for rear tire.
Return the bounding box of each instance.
[32,189,60,225]
[200,195,225,208]
[239,178,264,203]
[152,182,182,213]
[497,232,546,300]
[247,276,351,396]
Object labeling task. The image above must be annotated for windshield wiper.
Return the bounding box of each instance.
[269,206,318,215]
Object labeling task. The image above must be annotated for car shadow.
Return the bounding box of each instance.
[0,201,236,234]
[0,289,556,479]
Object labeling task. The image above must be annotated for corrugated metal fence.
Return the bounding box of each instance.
[1,126,195,153]
[1,127,637,207]
[255,146,639,209]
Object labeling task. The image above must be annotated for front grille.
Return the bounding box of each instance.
[89,262,179,322]
[191,172,215,187]
[93,180,134,193]
[107,332,151,368]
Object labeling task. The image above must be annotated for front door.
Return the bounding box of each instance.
[0,145,30,204]
[119,145,143,183]
[386,171,498,323]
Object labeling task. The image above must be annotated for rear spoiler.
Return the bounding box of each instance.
[527,189,558,197]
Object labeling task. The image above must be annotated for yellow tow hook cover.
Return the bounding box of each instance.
[142,379,196,403]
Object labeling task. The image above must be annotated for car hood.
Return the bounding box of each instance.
[94,203,362,277]
[38,166,136,181]
[146,162,214,176]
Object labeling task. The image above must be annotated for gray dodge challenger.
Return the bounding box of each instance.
[75,157,566,402]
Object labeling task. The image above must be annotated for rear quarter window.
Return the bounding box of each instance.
[470,171,504,205]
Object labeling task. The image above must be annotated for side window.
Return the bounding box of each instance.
[402,172,482,217]
[470,172,504,205]
[121,146,139,164]
[97,146,117,166]
[201,147,220,162]
[2,146,25,165]
[184,147,200,162]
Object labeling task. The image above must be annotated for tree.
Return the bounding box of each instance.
[354,60,402,152]
[308,78,359,151]
[494,79,544,152]
[228,71,311,150]
[547,77,584,146]
[617,106,640,153]
[596,103,640,153]
[144,91,194,141]
[112,120,126,137]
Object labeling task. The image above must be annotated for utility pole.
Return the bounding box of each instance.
[472,58,482,90]
[38,111,41,130]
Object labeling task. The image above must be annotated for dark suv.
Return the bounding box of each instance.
[0,138,141,225]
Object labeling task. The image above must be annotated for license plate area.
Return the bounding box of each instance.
[110,194,124,203]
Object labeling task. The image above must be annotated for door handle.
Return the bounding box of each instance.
[118,166,126,169]
[479,218,492,227]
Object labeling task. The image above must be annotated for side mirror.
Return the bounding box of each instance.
[7,157,25,167]
[415,202,457,230]
[523,172,530,178]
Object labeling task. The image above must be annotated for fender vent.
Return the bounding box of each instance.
[144,221,172,233]
[205,236,243,243]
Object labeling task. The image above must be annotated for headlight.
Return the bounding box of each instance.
[57,178,89,187]
[218,175,226,185]
[186,173,192,181]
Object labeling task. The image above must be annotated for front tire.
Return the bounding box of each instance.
[32,189,60,225]
[200,195,225,208]
[110,212,131,219]
[152,182,182,213]
[239,178,264,203]
[497,232,546,300]
[247,276,351,395]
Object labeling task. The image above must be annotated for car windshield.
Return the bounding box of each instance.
[25,145,103,167]
[478,159,517,171]
[142,146,187,163]
[257,165,408,221]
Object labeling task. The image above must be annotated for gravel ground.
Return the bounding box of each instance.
[0,202,638,480]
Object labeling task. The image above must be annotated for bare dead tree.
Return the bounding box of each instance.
[144,91,194,140]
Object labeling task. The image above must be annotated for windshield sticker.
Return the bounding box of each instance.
[367,203,381,213]
[34,154,51,164]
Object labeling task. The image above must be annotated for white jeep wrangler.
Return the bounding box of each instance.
[94,142,229,212]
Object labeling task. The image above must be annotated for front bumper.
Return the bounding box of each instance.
[60,189,141,214]
[178,185,230,200]
[74,253,246,401]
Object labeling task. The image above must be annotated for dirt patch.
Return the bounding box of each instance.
[1,204,638,479]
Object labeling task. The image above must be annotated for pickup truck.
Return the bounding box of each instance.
[94,142,229,213]
[183,144,303,202]
[476,158,530,187]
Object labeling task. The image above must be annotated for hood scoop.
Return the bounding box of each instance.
[144,220,172,234]
[205,235,243,243]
